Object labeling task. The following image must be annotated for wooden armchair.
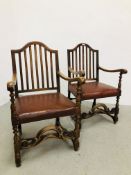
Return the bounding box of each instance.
[7,41,84,167]
[67,43,127,125]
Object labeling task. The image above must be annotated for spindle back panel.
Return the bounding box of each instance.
[11,41,59,93]
[67,43,99,81]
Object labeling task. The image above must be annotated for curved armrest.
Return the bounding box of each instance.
[58,72,85,84]
[99,66,127,74]
[68,67,85,77]
[7,74,17,91]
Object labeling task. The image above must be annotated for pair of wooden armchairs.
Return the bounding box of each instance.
[7,41,127,167]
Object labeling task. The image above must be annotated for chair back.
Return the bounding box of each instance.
[11,41,60,94]
[67,43,99,81]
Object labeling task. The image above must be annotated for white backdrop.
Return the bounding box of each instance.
[0,0,131,105]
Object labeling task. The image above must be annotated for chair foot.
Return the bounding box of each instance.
[15,157,21,167]
[14,128,21,167]
[72,139,79,151]
[113,116,118,124]
[14,143,21,167]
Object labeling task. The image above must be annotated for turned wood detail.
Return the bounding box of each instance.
[81,103,120,122]
[13,125,21,167]
[118,72,123,90]
[8,86,19,125]
[9,89,15,113]
[21,125,75,149]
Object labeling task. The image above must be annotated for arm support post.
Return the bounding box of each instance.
[99,66,127,90]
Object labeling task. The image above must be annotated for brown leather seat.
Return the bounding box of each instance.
[69,82,120,100]
[16,93,76,123]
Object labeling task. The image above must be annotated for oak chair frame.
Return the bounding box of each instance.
[7,41,85,167]
[67,43,127,124]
